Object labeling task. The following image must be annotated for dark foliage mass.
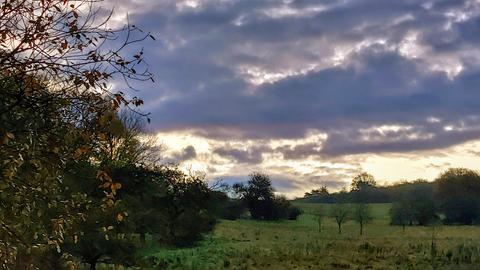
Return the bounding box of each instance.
[0,0,231,268]
[0,73,224,269]
[389,180,436,226]
[435,168,480,225]
[232,172,301,221]
[220,199,248,220]
[301,170,480,227]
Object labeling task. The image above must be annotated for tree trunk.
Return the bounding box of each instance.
[140,232,146,244]
[360,222,363,235]
[338,223,341,234]
[89,257,99,270]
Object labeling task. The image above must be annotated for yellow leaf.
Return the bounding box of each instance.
[99,182,111,189]
[110,182,122,194]
[97,170,112,182]
[117,213,124,222]
[106,199,114,207]
[73,146,89,160]
[2,132,14,144]
[98,133,108,141]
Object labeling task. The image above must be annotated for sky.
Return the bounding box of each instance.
[107,0,480,198]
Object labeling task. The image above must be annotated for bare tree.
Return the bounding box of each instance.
[353,204,372,235]
[331,204,350,234]
[315,205,326,233]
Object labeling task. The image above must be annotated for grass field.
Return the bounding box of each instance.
[141,203,480,269]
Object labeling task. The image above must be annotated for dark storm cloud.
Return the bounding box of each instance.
[178,145,198,160]
[213,145,271,164]
[165,145,197,163]
[276,143,323,160]
[116,0,480,157]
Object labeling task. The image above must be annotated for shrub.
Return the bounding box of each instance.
[221,199,247,220]
[288,206,302,220]
[233,173,300,221]
[435,168,480,224]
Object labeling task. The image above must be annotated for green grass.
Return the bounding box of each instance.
[142,203,480,269]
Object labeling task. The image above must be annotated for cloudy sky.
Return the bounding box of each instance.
[110,0,480,197]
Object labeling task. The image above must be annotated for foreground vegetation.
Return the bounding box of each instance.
[144,203,480,270]
[3,1,480,269]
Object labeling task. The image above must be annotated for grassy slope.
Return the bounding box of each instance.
[143,203,480,270]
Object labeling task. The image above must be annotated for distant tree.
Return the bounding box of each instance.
[390,201,413,231]
[233,173,300,220]
[353,204,373,235]
[315,205,326,233]
[305,186,329,197]
[390,180,436,226]
[278,199,302,221]
[351,173,377,191]
[288,205,302,220]
[221,199,247,220]
[331,204,350,234]
[435,168,480,224]
[234,172,275,220]
[350,173,378,203]
[270,196,302,220]
[301,185,336,203]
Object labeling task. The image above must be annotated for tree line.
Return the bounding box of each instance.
[301,169,480,227]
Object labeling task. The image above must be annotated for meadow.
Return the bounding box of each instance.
[141,203,480,270]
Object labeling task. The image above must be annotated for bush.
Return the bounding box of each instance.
[221,199,247,220]
[435,168,480,224]
[288,206,302,220]
[390,180,436,226]
[233,173,301,221]
[154,167,221,246]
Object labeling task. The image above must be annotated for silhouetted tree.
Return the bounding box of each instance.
[435,168,480,224]
[351,173,379,203]
[390,201,413,231]
[353,204,372,235]
[221,199,247,220]
[233,172,299,220]
[351,173,376,191]
[331,204,350,234]
[390,180,435,226]
[305,186,329,197]
[315,206,326,233]
[234,172,275,219]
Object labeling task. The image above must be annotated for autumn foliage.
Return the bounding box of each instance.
[0,1,223,269]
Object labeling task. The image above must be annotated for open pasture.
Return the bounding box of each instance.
[142,203,480,270]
